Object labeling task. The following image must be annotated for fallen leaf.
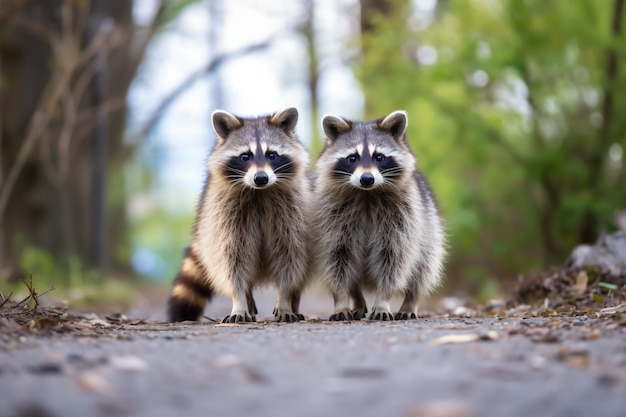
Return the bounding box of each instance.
[585,329,602,340]
[434,324,469,331]
[89,319,110,328]
[109,355,148,372]
[77,372,113,396]
[572,271,588,296]
[452,306,476,317]
[599,303,626,315]
[429,331,498,346]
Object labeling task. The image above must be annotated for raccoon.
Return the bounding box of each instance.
[312,110,445,321]
[167,107,311,323]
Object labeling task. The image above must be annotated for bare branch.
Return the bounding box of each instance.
[0,68,74,222]
[127,40,272,146]
[70,97,128,147]
[76,98,128,127]
[9,14,59,43]
[0,11,126,221]
[128,0,166,79]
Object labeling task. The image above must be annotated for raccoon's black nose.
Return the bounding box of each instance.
[254,172,269,186]
[360,173,375,187]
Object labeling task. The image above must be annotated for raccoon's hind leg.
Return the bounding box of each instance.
[167,248,213,322]
[291,291,305,321]
[246,288,258,322]
[329,291,354,321]
[274,286,302,323]
[327,245,361,321]
[350,286,367,320]
[369,294,394,321]
[222,268,256,323]
[367,246,399,321]
[267,223,308,323]
[223,291,255,323]
[395,287,419,320]
[272,290,304,321]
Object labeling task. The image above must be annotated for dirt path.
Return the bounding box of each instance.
[1,310,626,417]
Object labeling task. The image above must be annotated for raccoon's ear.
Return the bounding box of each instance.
[212,110,243,142]
[377,110,408,140]
[322,115,353,143]
[268,107,298,134]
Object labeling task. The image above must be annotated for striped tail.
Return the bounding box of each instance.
[167,247,214,322]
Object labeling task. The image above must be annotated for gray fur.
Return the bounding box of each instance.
[168,107,311,323]
[313,110,446,321]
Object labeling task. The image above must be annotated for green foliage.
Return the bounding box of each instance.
[129,203,195,281]
[357,0,626,288]
[161,0,204,26]
[19,245,98,289]
[0,244,136,309]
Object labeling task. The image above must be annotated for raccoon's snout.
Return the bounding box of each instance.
[360,173,375,188]
[254,172,269,186]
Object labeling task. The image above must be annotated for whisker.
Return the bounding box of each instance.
[274,162,295,173]
[331,170,351,177]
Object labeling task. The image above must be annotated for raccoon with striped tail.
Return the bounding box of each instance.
[312,110,446,321]
[167,107,311,323]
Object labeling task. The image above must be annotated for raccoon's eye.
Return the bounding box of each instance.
[240,153,251,162]
[347,155,359,163]
[374,153,386,163]
[267,151,278,160]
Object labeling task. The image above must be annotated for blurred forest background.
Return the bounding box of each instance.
[0,0,624,306]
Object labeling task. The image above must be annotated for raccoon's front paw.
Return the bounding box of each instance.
[394,311,417,320]
[222,313,255,323]
[369,308,394,321]
[329,309,354,321]
[275,312,301,323]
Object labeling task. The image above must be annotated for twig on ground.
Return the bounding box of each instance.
[203,315,219,323]
[0,291,13,308]
[16,273,55,317]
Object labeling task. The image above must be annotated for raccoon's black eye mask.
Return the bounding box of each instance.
[344,152,386,164]
[238,151,279,162]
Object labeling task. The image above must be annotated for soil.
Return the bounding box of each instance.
[1,267,625,417]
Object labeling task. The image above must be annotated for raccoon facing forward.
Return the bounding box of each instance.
[313,110,445,321]
[167,107,311,323]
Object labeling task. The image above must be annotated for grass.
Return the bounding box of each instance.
[0,273,137,313]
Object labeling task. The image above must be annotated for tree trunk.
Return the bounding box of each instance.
[0,0,135,281]
[302,0,321,154]
[359,0,395,117]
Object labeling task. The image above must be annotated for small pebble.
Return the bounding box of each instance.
[29,362,63,375]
